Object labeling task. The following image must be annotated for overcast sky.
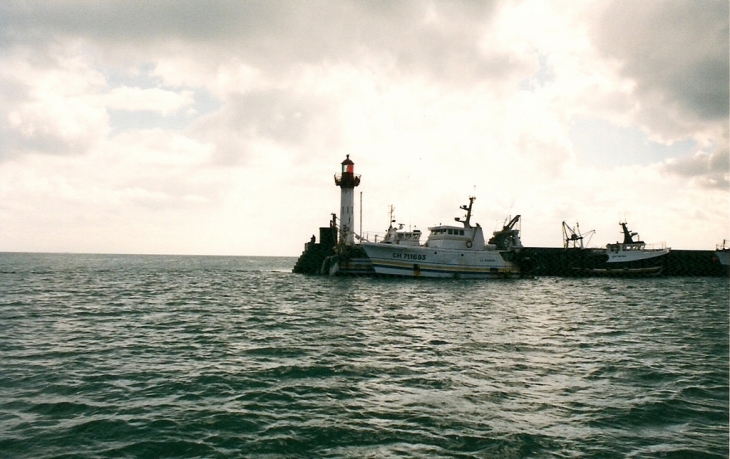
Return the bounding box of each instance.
[0,0,727,256]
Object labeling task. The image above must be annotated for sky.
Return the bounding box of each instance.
[0,0,727,256]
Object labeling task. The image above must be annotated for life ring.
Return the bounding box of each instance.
[466,241,473,248]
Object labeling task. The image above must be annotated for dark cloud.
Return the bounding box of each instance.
[0,124,89,159]
[0,0,521,85]
[662,138,730,190]
[0,1,263,43]
[188,88,338,164]
[592,0,729,130]
[0,0,530,162]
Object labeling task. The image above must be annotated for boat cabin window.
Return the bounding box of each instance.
[430,228,466,236]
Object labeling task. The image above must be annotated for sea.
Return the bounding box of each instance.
[0,252,727,459]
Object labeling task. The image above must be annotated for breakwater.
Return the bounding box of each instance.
[523,247,725,277]
[292,226,338,275]
[293,231,726,277]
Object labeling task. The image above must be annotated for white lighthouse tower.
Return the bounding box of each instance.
[334,155,361,245]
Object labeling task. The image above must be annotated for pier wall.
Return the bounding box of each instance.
[292,227,337,274]
[523,247,726,277]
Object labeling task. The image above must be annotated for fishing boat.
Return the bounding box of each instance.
[604,222,670,273]
[361,197,532,278]
[377,205,422,247]
[564,221,669,276]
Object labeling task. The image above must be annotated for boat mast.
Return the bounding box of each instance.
[619,222,641,244]
[562,222,595,249]
[454,196,475,228]
[562,222,583,249]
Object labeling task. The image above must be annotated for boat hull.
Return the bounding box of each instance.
[565,248,669,277]
[361,242,522,279]
[575,265,664,277]
[606,248,669,264]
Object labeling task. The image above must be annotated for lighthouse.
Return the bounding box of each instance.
[334,155,361,245]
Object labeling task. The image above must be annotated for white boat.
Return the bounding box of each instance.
[607,222,668,259]
[361,197,531,278]
[377,205,422,247]
[595,222,669,276]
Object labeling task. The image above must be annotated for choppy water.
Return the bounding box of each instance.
[0,253,727,458]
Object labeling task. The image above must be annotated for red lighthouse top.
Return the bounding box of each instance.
[335,155,360,188]
[341,154,354,174]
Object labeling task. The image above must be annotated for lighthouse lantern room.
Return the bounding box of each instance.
[334,155,361,245]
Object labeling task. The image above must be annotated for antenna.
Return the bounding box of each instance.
[359,191,362,242]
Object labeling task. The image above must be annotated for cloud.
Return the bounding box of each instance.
[1,1,525,86]
[0,46,109,159]
[188,87,335,164]
[104,87,194,115]
[662,135,730,190]
[591,0,729,140]
[0,0,727,254]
